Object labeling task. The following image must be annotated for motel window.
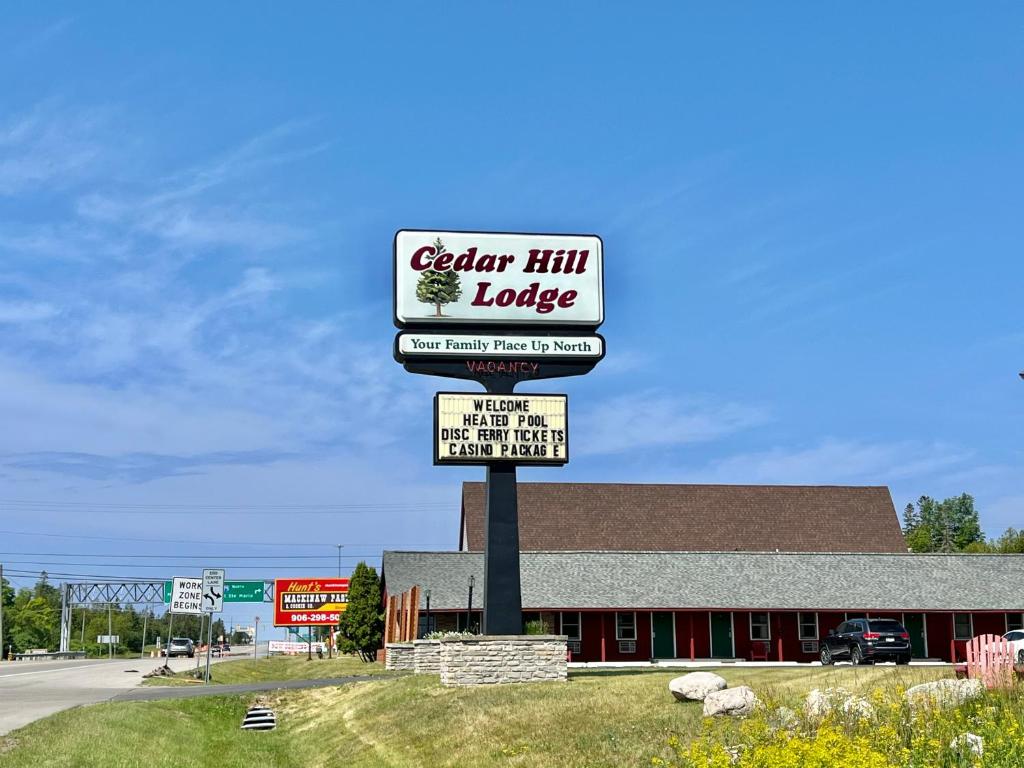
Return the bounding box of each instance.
[954,613,973,641]
[798,612,818,641]
[615,612,637,641]
[1007,613,1024,632]
[750,612,770,641]
[560,612,582,641]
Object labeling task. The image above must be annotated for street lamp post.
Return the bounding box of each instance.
[466,575,475,633]
[337,544,343,577]
[424,589,431,638]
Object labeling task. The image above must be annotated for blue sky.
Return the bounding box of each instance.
[0,6,1021,621]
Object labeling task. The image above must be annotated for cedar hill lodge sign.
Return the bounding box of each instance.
[394,230,603,328]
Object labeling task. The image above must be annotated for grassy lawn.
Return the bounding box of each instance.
[2,666,952,768]
[144,653,390,686]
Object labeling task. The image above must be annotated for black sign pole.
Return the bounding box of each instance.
[479,372,522,635]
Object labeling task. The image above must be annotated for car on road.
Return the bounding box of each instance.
[165,637,195,658]
[1003,630,1024,665]
[820,618,911,665]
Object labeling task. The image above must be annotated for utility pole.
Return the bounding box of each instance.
[107,603,113,660]
[336,544,343,577]
[140,611,148,659]
[196,613,205,673]
[0,562,5,662]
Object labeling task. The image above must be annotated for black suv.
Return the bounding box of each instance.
[820,618,911,665]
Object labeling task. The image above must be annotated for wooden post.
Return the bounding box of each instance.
[409,586,421,641]
[383,595,395,645]
[600,612,606,662]
[688,613,695,660]
[776,614,784,661]
[400,590,410,641]
[388,596,399,644]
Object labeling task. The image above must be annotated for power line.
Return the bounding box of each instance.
[0,560,379,570]
[0,552,378,560]
[0,529,386,549]
[0,498,450,511]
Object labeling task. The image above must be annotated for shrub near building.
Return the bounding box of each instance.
[337,562,383,662]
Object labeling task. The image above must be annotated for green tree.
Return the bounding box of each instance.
[903,493,984,552]
[10,593,58,652]
[337,562,383,662]
[1,573,14,656]
[415,238,462,317]
[993,527,1024,553]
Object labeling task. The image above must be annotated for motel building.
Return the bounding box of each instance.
[381,482,1024,664]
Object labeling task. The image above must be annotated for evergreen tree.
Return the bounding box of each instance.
[415,238,462,317]
[337,562,383,662]
[902,493,984,552]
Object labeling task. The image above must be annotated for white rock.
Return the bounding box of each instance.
[669,672,728,702]
[906,678,984,709]
[950,733,984,757]
[703,686,757,717]
[804,687,850,719]
[768,706,799,732]
[841,696,874,720]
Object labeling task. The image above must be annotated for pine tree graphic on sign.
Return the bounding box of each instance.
[415,238,462,317]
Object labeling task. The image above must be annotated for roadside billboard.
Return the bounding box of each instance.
[273,578,349,627]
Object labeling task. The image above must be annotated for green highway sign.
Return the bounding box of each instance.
[164,580,266,603]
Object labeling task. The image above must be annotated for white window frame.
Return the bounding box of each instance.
[560,611,581,641]
[749,612,770,641]
[615,611,637,641]
[797,612,818,641]
[953,612,973,641]
[1007,613,1024,632]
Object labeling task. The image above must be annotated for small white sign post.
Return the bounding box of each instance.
[202,569,224,684]
[202,569,225,613]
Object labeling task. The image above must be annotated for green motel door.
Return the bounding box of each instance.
[652,612,675,658]
[903,613,927,658]
[710,612,733,658]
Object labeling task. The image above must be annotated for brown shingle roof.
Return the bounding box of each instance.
[459,482,906,554]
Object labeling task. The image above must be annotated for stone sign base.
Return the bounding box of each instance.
[384,642,415,671]
[439,635,567,686]
[413,639,441,673]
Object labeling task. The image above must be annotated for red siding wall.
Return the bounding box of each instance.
[733,612,751,659]
[926,612,953,662]
[674,611,711,659]
[544,609,1019,663]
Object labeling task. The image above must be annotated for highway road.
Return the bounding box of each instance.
[0,644,267,736]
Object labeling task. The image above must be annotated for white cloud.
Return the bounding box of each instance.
[0,102,106,196]
[574,391,769,456]
[0,301,57,323]
[674,438,971,486]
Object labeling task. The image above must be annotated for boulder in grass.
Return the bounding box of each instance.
[669,672,727,702]
[950,733,983,758]
[703,686,757,717]
[906,678,984,710]
[804,687,873,721]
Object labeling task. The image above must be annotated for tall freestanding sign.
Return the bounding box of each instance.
[394,229,604,634]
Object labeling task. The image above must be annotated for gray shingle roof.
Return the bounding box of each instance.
[382,550,1024,612]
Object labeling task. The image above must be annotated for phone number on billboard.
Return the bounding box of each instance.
[289,613,341,623]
